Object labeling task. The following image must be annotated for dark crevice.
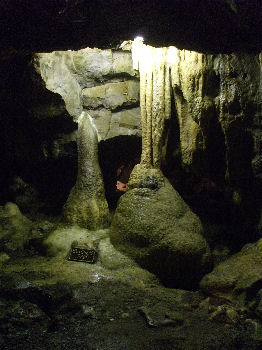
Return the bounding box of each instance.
[99,135,141,211]
[0,112,78,216]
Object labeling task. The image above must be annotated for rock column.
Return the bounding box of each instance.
[132,39,171,168]
[63,112,109,229]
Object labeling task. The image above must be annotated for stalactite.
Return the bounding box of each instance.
[132,40,172,168]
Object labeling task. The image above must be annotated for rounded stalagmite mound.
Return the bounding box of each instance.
[110,165,212,289]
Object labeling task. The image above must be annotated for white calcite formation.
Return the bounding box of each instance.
[132,39,172,167]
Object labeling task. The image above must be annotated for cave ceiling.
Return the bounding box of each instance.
[1,0,262,53]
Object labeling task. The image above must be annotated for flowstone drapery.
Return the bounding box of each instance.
[132,39,172,168]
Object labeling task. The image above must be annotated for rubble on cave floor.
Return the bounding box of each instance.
[1,251,261,350]
[0,202,262,349]
[1,256,262,350]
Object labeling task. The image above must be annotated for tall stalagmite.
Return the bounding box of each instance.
[34,50,114,229]
[63,112,109,229]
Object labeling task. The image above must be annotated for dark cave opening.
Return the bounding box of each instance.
[98,135,142,211]
[0,112,78,217]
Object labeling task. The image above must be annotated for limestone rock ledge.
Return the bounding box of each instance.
[34,48,141,140]
[200,239,262,302]
[110,165,212,288]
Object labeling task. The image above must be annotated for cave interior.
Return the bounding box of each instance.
[1,1,262,349]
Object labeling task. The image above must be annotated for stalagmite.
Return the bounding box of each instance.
[63,111,109,229]
[110,40,211,288]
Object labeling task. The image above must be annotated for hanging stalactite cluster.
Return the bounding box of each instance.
[132,38,174,168]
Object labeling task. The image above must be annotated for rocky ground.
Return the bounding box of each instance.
[1,272,260,350]
[1,202,262,350]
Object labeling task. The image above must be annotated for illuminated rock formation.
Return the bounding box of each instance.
[63,112,109,229]
[110,41,212,288]
[34,47,141,228]
[132,38,171,168]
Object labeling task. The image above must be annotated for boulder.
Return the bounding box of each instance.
[0,299,50,336]
[200,240,262,301]
[87,107,141,140]
[106,107,141,139]
[0,202,33,253]
[43,225,108,258]
[0,203,54,255]
[82,80,139,110]
[9,177,43,216]
[110,165,211,288]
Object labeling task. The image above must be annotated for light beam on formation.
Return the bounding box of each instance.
[132,38,178,167]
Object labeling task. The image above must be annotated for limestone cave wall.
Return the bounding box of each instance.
[0,47,142,217]
[168,51,262,243]
[34,46,141,139]
[0,44,261,240]
[171,52,261,186]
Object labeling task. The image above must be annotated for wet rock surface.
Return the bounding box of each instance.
[0,213,262,349]
[1,268,261,350]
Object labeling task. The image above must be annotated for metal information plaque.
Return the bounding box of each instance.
[67,247,98,264]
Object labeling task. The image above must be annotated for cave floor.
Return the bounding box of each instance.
[1,251,261,350]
